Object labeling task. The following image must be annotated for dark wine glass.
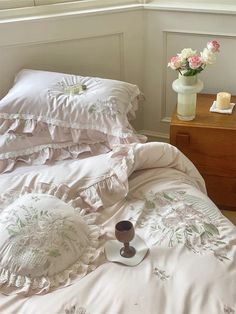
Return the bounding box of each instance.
[115,220,136,258]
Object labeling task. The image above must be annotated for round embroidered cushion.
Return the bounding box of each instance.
[0,193,92,289]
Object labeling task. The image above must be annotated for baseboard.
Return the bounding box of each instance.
[138,130,169,143]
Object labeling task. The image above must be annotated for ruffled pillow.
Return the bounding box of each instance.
[0,69,144,145]
[0,183,103,295]
[0,69,146,172]
[0,133,110,173]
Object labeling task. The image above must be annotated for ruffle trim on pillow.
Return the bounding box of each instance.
[75,144,135,212]
[110,144,136,180]
[0,114,146,145]
[0,161,129,215]
[0,183,103,296]
[78,145,137,211]
[0,146,136,213]
[79,173,128,211]
[0,142,110,174]
[127,93,145,121]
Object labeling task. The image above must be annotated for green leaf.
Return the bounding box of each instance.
[191,224,199,234]
[203,223,219,236]
[7,229,17,235]
[200,231,207,244]
[146,200,155,209]
[216,240,226,245]
[163,192,174,201]
[19,220,25,228]
[218,255,230,261]
[48,249,61,257]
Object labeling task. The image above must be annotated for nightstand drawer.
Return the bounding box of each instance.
[170,126,236,177]
[170,93,236,211]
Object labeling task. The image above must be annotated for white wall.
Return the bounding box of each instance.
[0,5,236,140]
[0,8,144,129]
[142,8,236,141]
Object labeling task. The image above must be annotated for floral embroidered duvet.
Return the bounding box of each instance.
[0,142,235,314]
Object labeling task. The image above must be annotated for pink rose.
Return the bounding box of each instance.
[188,55,202,69]
[207,40,220,53]
[168,56,182,70]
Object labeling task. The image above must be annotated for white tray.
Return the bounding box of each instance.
[104,235,149,266]
[210,101,235,114]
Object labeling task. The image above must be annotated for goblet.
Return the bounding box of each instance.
[115,220,136,258]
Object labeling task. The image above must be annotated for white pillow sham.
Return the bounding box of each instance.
[0,133,110,173]
[0,69,144,145]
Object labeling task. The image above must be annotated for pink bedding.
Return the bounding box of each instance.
[0,142,235,313]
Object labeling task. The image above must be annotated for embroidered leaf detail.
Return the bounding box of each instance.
[19,219,25,228]
[153,267,170,281]
[163,192,174,201]
[146,201,155,209]
[88,106,96,114]
[48,249,61,257]
[203,223,219,235]
[146,200,155,209]
[130,190,229,261]
[8,229,18,236]
[191,224,199,234]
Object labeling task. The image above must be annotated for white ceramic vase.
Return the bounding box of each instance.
[172,74,204,121]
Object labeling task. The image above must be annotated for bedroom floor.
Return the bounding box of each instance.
[222,210,236,226]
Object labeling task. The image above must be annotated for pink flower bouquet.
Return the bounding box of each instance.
[168,40,220,76]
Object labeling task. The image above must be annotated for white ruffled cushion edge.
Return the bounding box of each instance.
[0,183,103,296]
[0,144,135,212]
[0,115,145,140]
[0,145,136,294]
[79,145,136,210]
[0,91,144,143]
[0,142,110,174]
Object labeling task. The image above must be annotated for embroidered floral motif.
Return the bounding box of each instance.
[65,305,89,314]
[3,133,15,144]
[127,190,229,261]
[224,305,235,314]
[2,133,31,145]
[153,267,170,281]
[88,98,121,119]
[0,190,19,213]
[31,195,40,202]
[0,185,102,295]
[48,76,101,100]
[0,197,86,266]
[48,76,124,120]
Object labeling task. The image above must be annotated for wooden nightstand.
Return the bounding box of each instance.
[170,93,236,211]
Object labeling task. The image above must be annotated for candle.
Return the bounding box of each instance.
[216,92,231,110]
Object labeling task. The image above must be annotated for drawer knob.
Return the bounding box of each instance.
[176,133,190,146]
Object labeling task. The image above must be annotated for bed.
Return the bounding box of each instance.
[0,69,235,314]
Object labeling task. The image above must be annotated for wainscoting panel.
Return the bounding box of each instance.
[0,33,124,98]
[0,9,144,129]
[1,7,236,139]
[164,31,236,122]
[143,9,236,139]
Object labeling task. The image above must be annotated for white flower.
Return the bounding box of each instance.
[178,48,197,61]
[201,48,216,65]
